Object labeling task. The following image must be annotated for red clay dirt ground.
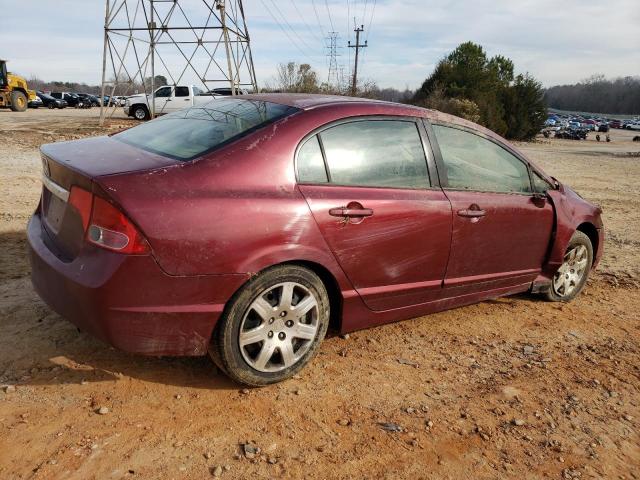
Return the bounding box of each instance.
[0,109,639,479]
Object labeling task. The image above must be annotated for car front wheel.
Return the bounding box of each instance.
[545,231,593,302]
[209,265,330,386]
[132,105,150,120]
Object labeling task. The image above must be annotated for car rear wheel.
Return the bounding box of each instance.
[545,231,593,302]
[209,265,329,386]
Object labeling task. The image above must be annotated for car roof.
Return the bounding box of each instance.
[234,94,540,169]
[240,93,487,131]
[240,93,395,110]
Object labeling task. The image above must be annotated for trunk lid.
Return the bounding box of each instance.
[39,136,175,261]
[41,135,177,182]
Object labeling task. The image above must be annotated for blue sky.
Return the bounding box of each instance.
[1,0,638,89]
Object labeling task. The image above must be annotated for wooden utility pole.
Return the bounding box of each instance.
[348,24,367,96]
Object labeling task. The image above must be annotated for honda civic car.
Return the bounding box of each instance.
[28,94,604,386]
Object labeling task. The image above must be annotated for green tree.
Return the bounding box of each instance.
[502,74,547,140]
[413,41,546,140]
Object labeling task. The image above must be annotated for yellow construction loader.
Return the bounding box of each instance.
[0,59,36,111]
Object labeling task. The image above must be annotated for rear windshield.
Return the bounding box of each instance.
[115,98,299,161]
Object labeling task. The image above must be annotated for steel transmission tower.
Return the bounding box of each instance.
[325,31,340,89]
[100,0,258,124]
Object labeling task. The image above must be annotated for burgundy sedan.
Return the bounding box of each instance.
[28,94,604,386]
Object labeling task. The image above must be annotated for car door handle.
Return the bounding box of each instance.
[457,208,486,218]
[329,207,374,218]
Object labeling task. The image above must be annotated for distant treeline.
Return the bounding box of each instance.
[544,75,640,115]
[26,75,168,96]
[27,78,102,95]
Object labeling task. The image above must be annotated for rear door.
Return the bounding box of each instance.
[297,118,452,311]
[172,86,192,111]
[428,122,554,295]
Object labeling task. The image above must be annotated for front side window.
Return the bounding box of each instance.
[433,125,531,194]
[175,86,190,97]
[155,86,171,98]
[317,120,429,189]
[115,98,299,161]
[532,171,552,193]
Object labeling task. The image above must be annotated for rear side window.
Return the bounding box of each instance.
[115,98,299,161]
[297,136,328,183]
[317,120,429,189]
[433,125,531,193]
[175,86,190,97]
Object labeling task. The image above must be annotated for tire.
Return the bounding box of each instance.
[132,105,150,121]
[544,231,593,302]
[9,91,27,112]
[209,265,330,386]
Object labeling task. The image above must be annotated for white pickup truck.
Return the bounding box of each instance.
[124,85,218,120]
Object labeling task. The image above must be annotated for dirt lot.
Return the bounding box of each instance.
[0,108,639,479]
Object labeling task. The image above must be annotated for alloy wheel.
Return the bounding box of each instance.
[239,282,319,372]
[552,244,589,297]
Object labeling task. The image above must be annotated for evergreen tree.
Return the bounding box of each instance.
[413,42,546,140]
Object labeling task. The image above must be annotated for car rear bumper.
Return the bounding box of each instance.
[27,213,248,356]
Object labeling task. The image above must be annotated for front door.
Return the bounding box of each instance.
[296,118,452,311]
[153,86,173,114]
[430,123,554,294]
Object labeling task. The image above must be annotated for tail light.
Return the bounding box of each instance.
[68,186,150,254]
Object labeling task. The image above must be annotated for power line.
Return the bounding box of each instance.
[324,0,335,32]
[259,0,316,63]
[310,0,326,42]
[365,0,376,43]
[362,0,368,28]
[268,0,316,54]
[289,0,324,45]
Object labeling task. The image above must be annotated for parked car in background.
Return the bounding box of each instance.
[124,85,216,120]
[50,92,86,108]
[28,94,604,386]
[76,93,100,107]
[205,87,250,96]
[627,122,640,131]
[28,95,43,108]
[102,95,117,107]
[609,120,622,129]
[37,92,67,109]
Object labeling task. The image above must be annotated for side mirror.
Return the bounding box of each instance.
[531,192,547,208]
